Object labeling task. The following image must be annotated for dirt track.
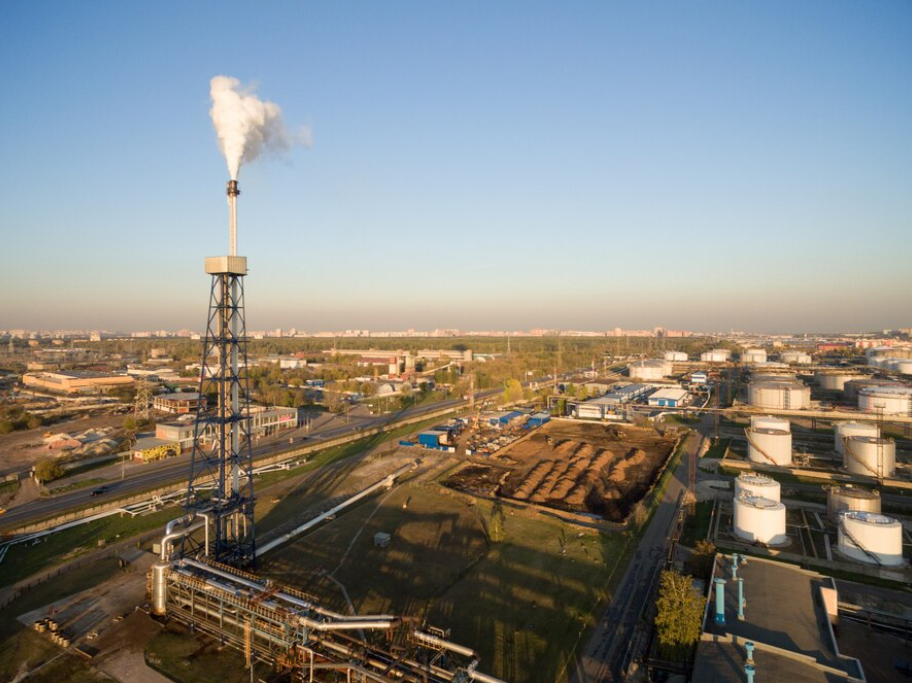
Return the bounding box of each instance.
[445,421,676,522]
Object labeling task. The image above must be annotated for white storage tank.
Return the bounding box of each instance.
[664,351,688,362]
[827,486,881,522]
[750,415,791,433]
[884,359,912,375]
[733,495,788,545]
[866,346,912,361]
[843,436,896,478]
[747,380,811,410]
[780,350,812,365]
[701,349,731,363]
[815,371,865,392]
[837,511,904,566]
[741,349,767,364]
[735,473,781,502]
[834,422,879,455]
[747,425,792,466]
[629,359,671,381]
[844,378,899,402]
[858,386,912,416]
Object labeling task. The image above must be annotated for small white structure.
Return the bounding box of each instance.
[844,436,896,478]
[374,532,392,548]
[628,359,671,381]
[837,511,904,566]
[701,349,731,363]
[780,350,812,365]
[834,422,879,455]
[735,473,781,502]
[815,371,865,392]
[747,380,811,410]
[858,386,912,416]
[733,495,788,545]
[827,486,881,522]
[664,351,688,362]
[741,349,767,364]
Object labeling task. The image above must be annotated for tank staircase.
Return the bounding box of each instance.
[782,389,791,410]
[844,438,881,480]
[744,428,778,466]
[838,515,882,566]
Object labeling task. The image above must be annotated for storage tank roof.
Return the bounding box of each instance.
[843,511,897,525]
[739,495,784,510]
[860,385,912,396]
[829,486,879,500]
[738,473,777,486]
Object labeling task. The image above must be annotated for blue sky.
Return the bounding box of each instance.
[0,1,910,333]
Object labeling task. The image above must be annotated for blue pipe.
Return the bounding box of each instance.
[714,578,726,625]
[745,640,755,663]
[737,578,745,620]
[731,554,738,580]
[746,664,755,683]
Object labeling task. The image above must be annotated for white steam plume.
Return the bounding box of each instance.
[209,75,310,180]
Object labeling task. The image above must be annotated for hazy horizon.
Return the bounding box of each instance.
[1,2,910,333]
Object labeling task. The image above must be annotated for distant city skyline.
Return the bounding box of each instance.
[1,2,910,332]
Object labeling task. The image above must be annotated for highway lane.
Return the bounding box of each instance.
[0,390,500,530]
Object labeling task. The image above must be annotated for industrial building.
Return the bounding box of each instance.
[779,350,813,364]
[21,370,134,395]
[740,349,767,364]
[663,350,688,362]
[694,556,866,682]
[646,387,689,407]
[154,392,206,414]
[131,435,180,462]
[156,405,298,451]
[527,412,551,427]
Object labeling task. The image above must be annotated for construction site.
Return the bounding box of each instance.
[445,421,679,522]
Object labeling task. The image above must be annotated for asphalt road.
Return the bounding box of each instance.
[572,430,697,683]
[0,389,502,529]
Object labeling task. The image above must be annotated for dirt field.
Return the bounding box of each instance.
[445,421,677,521]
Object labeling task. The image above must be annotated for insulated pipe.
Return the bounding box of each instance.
[745,641,755,664]
[413,631,477,658]
[714,578,726,625]
[161,520,206,561]
[467,667,509,683]
[737,578,745,621]
[745,664,755,683]
[731,554,738,580]
[179,558,396,625]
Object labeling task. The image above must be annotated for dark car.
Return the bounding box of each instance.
[90,486,109,497]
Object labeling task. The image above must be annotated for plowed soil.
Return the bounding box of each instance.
[444,421,676,522]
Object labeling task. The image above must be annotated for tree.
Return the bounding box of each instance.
[123,416,137,432]
[630,501,648,529]
[502,379,523,405]
[488,501,506,543]
[654,570,706,658]
[34,458,64,483]
[687,540,716,580]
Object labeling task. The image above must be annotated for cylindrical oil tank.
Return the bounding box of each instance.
[750,415,791,433]
[837,511,904,566]
[858,386,912,416]
[827,486,881,522]
[151,561,170,615]
[884,359,912,375]
[735,473,781,502]
[741,349,767,364]
[834,422,879,455]
[843,436,896,478]
[664,350,688,362]
[629,359,671,380]
[815,371,865,391]
[747,427,792,466]
[844,378,899,402]
[747,380,811,410]
[780,351,812,365]
[701,349,731,363]
[733,495,788,545]
[866,346,912,360]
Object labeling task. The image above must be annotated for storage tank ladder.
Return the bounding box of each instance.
[744,427,779,466]
[782,387,791,410]
[839,515,883,566]
[843,438,880,480]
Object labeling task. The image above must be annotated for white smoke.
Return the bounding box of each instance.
[209,75,310,180]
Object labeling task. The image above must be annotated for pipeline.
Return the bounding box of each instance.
[413,630,477,658]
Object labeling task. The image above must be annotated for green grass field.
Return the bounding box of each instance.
[146,625,271,683]
[261,484,626,682]
[703,437,731,459]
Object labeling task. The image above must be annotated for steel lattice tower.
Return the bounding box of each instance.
[182,181,256,568]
